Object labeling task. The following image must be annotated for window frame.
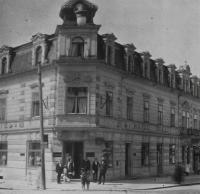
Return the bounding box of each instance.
[105,91,113,117]
[27,140,41,167]
[170,107,175,127]
[158,104,163,125]
[0,98,6,122]
[1,57,7,75]
[71,37,84,57]
[66,87,88,114]
[0,141,7,166]
[127,96,133,120]
[169,144,176,164]
[144,101,149,123]
[31,92,40,117]
[141,143,150,167]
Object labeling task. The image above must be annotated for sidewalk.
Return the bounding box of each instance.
[0,174,200,192]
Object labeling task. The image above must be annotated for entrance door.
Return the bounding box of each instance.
[125,143,131,176]
[63,142,83,178]
[157,143,163,176]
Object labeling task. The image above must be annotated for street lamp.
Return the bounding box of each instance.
[38,62,46,190]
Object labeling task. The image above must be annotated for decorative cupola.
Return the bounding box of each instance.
[56,0,100,59]
[124,44,136,73]
[141,51,151,79]
[59,0,98,26]
[178,62,191,93]
[0,45,13,74]
[155,58,164,84]
[167,64,176,89]
[102,33,117,66]
[190,76,198,97]
[31,33,48,66]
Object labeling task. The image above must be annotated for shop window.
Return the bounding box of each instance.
[127,96,133,120]
[0,98,6,121]
[35,46,42,66]
[66,87,87,114]
[1,57,7,75]
[102,141,113,168]
[0,142,7,166]
[144,101,149,122]
[105,91,113,116]
[158,104,163,125]
[28,141,41,167]
[169,144,176,164]
[31,92,40,117]
[141,143,149,166]
[71,37,84,57]
[170,107,175,127]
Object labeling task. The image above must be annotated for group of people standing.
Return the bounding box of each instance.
[56,158,74,184]
[56,156,108,190]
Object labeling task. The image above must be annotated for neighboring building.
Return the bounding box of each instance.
[0,0,200,182]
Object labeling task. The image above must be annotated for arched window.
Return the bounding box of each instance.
[1,57,7,75]
[71,37,84,57]
[35,46,42,66]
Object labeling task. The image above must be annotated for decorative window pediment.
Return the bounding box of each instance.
[31,33,48,66]
[0,45,13,74]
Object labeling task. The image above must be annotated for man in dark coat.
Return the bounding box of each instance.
[56,160,63,184]
[98,157,108,184]
[92,158,99,182]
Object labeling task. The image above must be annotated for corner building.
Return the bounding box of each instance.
[0,0,200,182]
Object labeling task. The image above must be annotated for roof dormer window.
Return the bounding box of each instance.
[71,37,84,57]
[35,46,42,66]
[1,57,7,75]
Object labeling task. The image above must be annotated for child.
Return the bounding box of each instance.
[63,165,70,183]
[80,168,90,190]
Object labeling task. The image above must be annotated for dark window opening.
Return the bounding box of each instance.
[1,57,7,74]
[71,37,84,57]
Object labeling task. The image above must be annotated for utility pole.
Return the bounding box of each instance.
[38,62,46,190]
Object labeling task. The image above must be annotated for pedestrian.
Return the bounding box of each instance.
[92,158,99,182]
[84,157,91,172]
[63,164,70,183]
[67,158,75,179]
[98,157,107,185]
[80,168,90,190]
[56,160,63,184]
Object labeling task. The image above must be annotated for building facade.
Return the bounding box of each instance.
[0,0,200,182]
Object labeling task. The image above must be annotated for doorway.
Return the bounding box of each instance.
[193,147,200,174]
[157,143,163,176]
[125,143,131,176]
[63,142,83,178]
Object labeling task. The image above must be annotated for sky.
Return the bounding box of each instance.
[0,0,200,76]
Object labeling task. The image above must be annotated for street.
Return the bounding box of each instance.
[1,184,200,194]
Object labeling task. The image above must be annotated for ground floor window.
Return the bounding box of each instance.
[27,141,41,167]
[169,144,176,164]
[0,142,7,166]
[102,141,113,168]
[141,143,149,166]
